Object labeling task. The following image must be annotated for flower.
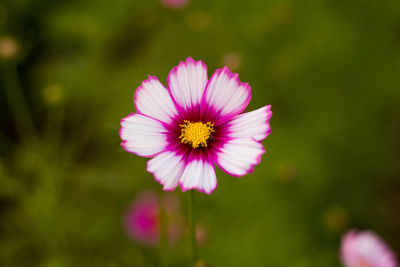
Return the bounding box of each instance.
[123,191,180,245]
[120,57,272,194]
[340,229,398,267]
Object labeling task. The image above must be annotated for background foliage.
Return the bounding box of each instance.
[1,0,400,266]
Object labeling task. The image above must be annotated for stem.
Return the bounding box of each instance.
[159,194,168,267]
[1,63,36,140]
[188,190,197,266]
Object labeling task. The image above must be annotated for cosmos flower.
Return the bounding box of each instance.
[123,191,180,245]
[340,229,398,267]
[120,57,272,194]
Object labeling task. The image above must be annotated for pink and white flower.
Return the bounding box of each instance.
[340,229,398,267]
[120,57,272,194]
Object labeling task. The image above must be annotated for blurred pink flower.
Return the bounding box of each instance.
[161,0,188,9]
[124,191,180,245]
[340,229,398,267]
[195,224,207,245]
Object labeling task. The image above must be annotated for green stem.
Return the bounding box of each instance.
[188,190,197,266]
[159,194,168,267]
[1,63,36,140]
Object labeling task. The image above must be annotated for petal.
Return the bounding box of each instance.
[224,105,272,142]
[134,76,178,124]
[202,67,251,124]
[355,231,397,267]
[147,151,186,191]
[341,231,358,266]
[167,57,208,116]
[179,154,217,194]
[216,138,265,177]
[120,113,168,157]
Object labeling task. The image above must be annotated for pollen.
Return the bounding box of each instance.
[179,120,215,149]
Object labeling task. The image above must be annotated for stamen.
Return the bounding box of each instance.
[179,120,215,148]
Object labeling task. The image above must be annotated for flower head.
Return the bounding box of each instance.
[340,229,398,267]
[120,57,272,194]
[123,191,180,245]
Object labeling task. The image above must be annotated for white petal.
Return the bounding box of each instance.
[168,57,208,112]
[147,151,186,190]
[120,113,168,157]
[179,159,217,194]
[225,105,272,141]
[216,138,265,177]
[203,67,251,122]
[134,76,178,124]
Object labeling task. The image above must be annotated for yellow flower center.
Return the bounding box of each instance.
[179,120,215,149]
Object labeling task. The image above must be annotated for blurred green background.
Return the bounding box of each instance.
[1,0,400,266]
